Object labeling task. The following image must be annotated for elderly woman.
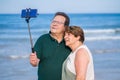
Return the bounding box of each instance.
[62,26,94,80]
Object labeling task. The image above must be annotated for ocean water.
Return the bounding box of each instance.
[0,13,120,80]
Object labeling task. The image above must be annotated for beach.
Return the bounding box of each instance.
[0,13,120,80]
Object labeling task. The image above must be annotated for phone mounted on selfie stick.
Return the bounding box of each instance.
[21,8,38,53]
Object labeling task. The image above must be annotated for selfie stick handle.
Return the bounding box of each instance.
[26,18,34,53]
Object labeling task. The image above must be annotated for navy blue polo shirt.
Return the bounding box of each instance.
[34,33,71,80]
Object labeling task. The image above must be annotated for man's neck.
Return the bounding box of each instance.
[50,33,64,43]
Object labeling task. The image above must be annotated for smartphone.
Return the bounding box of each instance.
[21,8,37,18]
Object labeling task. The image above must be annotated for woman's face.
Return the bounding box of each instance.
[64,32,79,47]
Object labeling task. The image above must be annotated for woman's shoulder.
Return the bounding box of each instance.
[76,45,90,61]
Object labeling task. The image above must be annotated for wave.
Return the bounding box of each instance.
[93,49,120,54]
[0,28,49,33]
[0,28,120,41]
[1,28,120,33]
[84,28,120,33]
[1,48,120,60]
[9,55,28,59]
[1,35,120,41]
[0,35,39,39]
[86,36,120,41]
[0,55,29,60]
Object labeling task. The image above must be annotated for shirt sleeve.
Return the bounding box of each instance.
[34,36,43,59]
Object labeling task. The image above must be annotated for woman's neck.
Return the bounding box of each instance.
[70,41,83,52]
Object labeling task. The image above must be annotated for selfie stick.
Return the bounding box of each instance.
[21,8,37,53]
[26,17,34,53]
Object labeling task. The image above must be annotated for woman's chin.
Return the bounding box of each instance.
[65,43,69,46]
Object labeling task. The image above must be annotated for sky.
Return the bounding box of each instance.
[0,0,120,14]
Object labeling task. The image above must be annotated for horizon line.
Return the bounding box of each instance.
[0,12,120,14]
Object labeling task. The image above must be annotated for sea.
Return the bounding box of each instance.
[0,13,120,80]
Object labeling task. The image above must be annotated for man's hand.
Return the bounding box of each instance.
[29,52,39,67]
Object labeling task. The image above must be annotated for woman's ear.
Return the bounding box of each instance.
[77,36,80,41]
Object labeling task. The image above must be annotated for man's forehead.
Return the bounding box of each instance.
[54,15,65,20]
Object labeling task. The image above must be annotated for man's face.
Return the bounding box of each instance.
[50,15,66,34]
